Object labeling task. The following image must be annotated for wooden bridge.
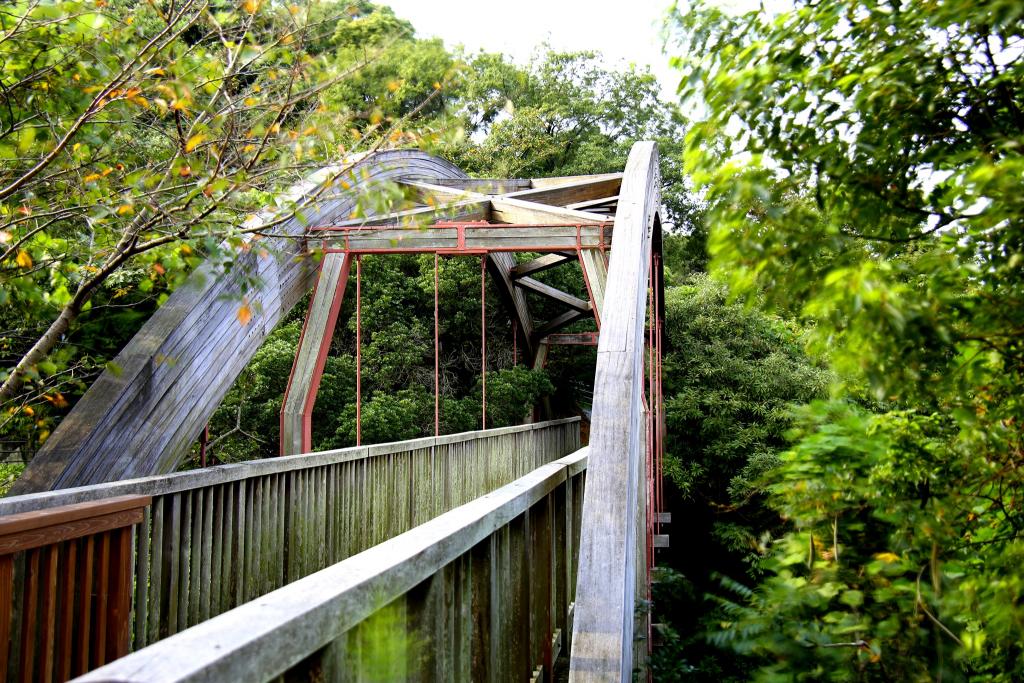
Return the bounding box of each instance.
[0,141,666,681]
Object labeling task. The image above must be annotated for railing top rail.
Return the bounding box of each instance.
[0,494,151,555]
[0,418,579,516]
[75,447,589,683]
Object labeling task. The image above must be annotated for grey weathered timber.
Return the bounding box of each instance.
[579,249,609,324]
[487,251,538,364]
[73,448,589,683]
[280,252,352,456]
[490,197,609,226]
[511,253,576,279]
[2,420,579,660]
[318,224,608,252]
[422,178,532,194]
[567,196,619,211]
[534,309,588,339]
[330,198,490,227]
[569,141,661,682]
[503,174,622,208]
[515,277,592,312]
[14,151,469,493]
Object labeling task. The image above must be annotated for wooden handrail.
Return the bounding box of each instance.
[75,450,588,682]
[0,418,579,516]
[0,496,149,554]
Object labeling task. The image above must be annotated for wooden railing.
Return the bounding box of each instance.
[75,448,588,682]
[0,418,579,669]
[0,495,150,682]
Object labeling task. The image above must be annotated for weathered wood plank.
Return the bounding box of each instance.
[569,141,661,682]
[567,195,619,211]
[514,277,591,312]
[328,198,490,228]
[528,173,621,190]
[0,420,578,516]
[511,253,575,279]
[490,198,608,227]
[534,310,588,339]
[280,253,352,456]
[579,249,609,325]
[504,175,622,208]
[414,177,531,194]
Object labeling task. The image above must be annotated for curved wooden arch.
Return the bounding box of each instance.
[13,151,468,493]
[569,141,662,680]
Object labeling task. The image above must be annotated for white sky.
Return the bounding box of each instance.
[380,0,683,101]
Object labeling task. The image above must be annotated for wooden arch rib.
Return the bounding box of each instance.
[569,141,661,681]
[13,151,469,493]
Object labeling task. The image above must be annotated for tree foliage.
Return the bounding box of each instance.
[652,274,829,681]
[0,0,440,449]
[671,0,1024,679]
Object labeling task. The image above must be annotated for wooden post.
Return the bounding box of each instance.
[280,252,353,456]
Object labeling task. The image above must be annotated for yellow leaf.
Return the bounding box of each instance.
[131,96,150,108]
[237,299,252,326]
[83,173,102,183]
[145,67,165,76]
[433,81,441,90]
[180,244,193,256]
[43,393,68,409]
[244,97,258,107]
[873,552,901,563]
[288,4,300,14]
[185,133,206,153]
[38,429,50,444]
[16,250,32,268]
[116,204,134,215]
[241,0,260,13]
[386,80,400,92]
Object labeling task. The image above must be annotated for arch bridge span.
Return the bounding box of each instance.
[0,142,666,682]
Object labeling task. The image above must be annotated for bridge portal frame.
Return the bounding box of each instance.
[279,180,619,457]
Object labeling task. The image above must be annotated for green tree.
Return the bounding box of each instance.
[0,0,442,458]
[444,50,699,231]
[671,0,1024,679]
[653,274,829,681]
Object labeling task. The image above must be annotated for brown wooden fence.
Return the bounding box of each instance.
[0,496,150,682]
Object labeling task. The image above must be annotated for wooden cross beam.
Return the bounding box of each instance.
[280,171,620,455]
